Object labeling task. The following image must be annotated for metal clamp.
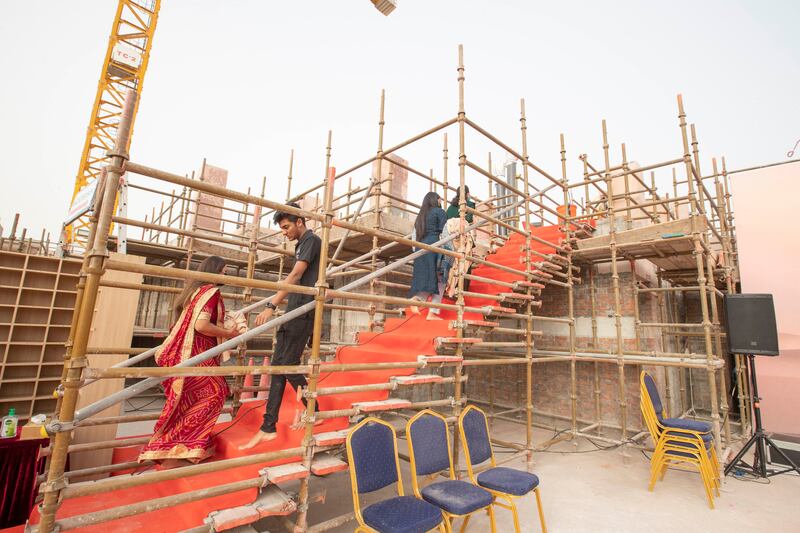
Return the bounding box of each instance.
[45,419,75,434]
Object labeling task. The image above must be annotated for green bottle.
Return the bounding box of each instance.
[1,408,18,438]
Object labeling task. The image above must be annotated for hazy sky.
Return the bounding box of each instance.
[1,1,798,242]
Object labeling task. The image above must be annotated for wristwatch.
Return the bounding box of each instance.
[265,302,277,311]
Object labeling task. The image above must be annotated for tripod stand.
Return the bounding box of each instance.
[725,353,800,478]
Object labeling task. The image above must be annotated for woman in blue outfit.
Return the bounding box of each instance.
[409,191,446,319]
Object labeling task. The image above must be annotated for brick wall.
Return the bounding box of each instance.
[465,268,672,432]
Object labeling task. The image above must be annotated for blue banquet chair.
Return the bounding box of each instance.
[346,417,446,533]
[458,404,546,533]
[406,409,496,533]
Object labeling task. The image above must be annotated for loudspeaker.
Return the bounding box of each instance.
[723,293,780,356]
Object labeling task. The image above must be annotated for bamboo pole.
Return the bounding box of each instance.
[295,131,334,532]
[589,266,602,432]
[602,119,628,445]
[621,144,633,230]
[519,99,536,469]
[677,94,722,456]
[38,90,138,533]
[452,43,467,474]
[657,272,674,414]
[715,160,747,437]
[692,140,731,449]
[560,133,578,442]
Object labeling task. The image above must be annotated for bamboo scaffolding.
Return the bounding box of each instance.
[29,46,750,533]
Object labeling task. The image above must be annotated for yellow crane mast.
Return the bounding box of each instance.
[65,0,161,248]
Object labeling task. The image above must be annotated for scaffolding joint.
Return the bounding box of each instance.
[67,357,89,370]
[40,476,69,495]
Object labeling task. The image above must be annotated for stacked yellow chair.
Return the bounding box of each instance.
[640,371,720,508]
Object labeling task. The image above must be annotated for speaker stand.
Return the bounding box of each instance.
[724,354,800,478]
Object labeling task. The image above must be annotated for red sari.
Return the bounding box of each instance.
[138,285,229,463]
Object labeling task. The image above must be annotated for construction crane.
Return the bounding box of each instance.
[64,0,161,249]
[63,0,396,250]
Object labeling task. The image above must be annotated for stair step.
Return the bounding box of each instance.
[418,354,463,364]
[205,485,296,531]
[392,374,444,385]
[353,398,413,412]
[260,461,309,484]
[311,453,349,476]
[451,319,500,329]
[436,336,482,344]
[313,429,350,447]
[500,292,537,301]
[487,306,516,314]
[515,281,546,290]
[435,337,482,351]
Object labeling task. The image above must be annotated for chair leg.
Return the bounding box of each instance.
[458,514,471,533]
[508,498,521,533]
[699,464,715,509]
[437,524,447,533]
[443,516,453,533]
[648,455,663,491]
[703,455,720,500]
[534,487,547,533]
[659,460,668,481]
[487,504,497,533]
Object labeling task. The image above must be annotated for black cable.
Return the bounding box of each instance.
[730,470,771,485]
[212,313,422,438]
[211,401,265,438]
[536,436,639,454]
[124,397,161,412]
[315,313,417,385]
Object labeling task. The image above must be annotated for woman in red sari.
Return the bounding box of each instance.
[138,256,239,465]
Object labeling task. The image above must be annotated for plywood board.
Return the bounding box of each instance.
[70,252,144,477]
[575,215,707,251]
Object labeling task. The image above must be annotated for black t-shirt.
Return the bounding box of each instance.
[287,229,322,312]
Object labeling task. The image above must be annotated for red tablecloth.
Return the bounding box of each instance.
[0,429,47,529]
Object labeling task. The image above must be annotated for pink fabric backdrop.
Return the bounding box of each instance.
[732,163,800,435]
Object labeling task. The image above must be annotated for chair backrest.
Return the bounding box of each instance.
[459,405,494,469]
[346,417,402,495]
[407,410,453,478]
[639,372,664,445]
[642,372,665,420]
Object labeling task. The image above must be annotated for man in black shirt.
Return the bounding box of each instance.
[240,202,322,449]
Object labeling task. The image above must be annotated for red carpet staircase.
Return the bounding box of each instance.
[26,224,576,532]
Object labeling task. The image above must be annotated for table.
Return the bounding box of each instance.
[0,429,48,529]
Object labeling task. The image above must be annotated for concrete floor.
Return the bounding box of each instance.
[116,406,800,533]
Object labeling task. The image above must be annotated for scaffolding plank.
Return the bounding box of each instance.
[260,461,308,484]
[451,319,500,329]
[310,453,349,476]
[418,354,463,364]
[313,429,350,447]
[205,485,296,531]
[353,398,412,412]
[391,374,444,385]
